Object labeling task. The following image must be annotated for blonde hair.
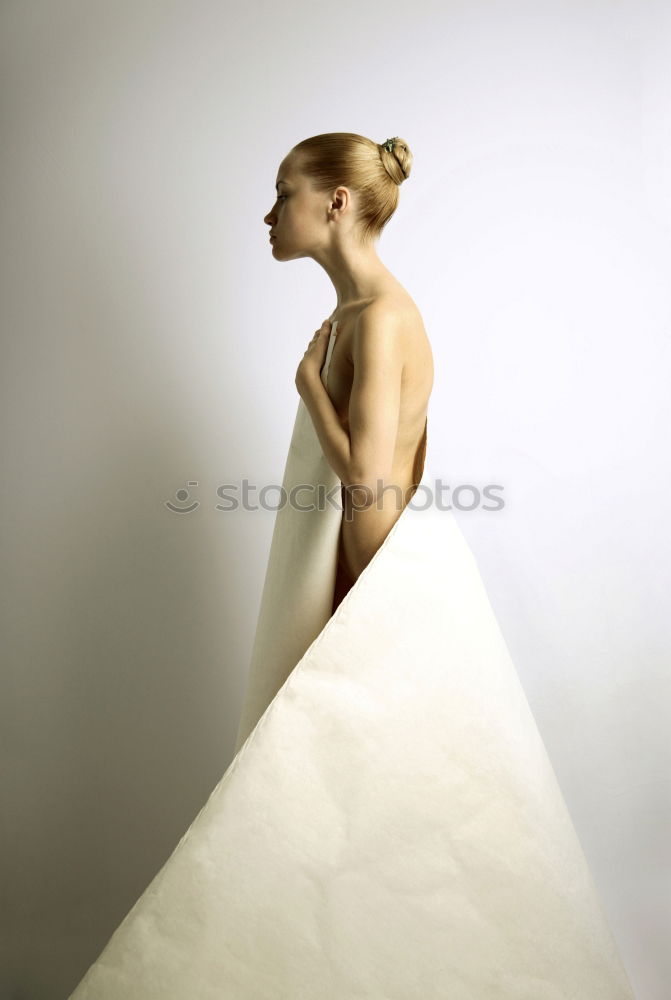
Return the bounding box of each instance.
[290,132,413,244]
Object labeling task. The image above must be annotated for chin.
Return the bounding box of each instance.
[271,244,303,262]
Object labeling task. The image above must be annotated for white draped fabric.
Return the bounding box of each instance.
[69,320,634,999]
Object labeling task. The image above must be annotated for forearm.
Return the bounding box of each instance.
[300,375,351,483]
[299,377,392,501]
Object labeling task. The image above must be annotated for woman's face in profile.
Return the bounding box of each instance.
[264,156,332,261]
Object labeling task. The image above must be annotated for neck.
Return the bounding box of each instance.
[315,238,392,313]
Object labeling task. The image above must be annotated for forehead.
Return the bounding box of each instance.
[275,154,305,188]
[275,171,296,188]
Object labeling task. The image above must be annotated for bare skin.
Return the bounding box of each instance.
[263,149,433,598]
[325,294,432,583]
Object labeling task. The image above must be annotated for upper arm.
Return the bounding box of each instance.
[347,304,404,490]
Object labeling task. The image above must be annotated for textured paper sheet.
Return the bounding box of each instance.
[69,321,635,998]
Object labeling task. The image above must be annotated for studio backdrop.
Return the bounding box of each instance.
[1,1,669,997]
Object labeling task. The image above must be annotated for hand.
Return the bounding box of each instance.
[295,319,332,396]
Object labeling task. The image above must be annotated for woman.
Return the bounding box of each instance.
[263,133,431,614]
[69,133,635,999]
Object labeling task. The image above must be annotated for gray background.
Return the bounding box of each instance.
[1,0,669,996]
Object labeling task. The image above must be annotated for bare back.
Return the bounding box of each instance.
[326,285,434,585]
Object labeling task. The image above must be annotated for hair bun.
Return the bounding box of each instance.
[379,136,413,184]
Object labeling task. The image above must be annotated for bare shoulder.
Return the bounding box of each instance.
[354,292,425,345]
[355,291,421,330]
[353,293,430,372]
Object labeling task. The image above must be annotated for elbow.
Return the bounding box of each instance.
[343,462,394,506]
